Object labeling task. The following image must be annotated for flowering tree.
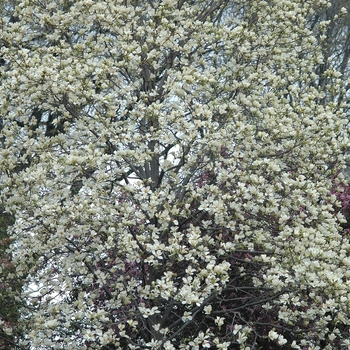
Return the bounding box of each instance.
[0,2,28,349]
[0,207,22,349]
[0,0,350,349]
[309,0,350,119]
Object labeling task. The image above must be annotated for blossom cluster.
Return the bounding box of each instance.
[0,0,349,349]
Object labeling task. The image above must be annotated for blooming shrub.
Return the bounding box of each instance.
[0,0,349,349]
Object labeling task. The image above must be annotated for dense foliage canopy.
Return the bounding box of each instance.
[0,0,350,349]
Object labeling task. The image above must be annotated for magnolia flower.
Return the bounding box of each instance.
[138,306,160,318]
[268,330,279,341]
